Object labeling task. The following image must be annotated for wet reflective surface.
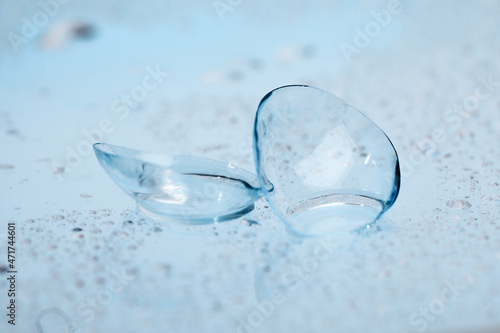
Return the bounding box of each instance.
[2,2,500,333]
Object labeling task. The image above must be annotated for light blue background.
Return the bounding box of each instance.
[1,1,499,332]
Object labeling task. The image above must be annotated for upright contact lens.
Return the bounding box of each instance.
[254,85,400,235]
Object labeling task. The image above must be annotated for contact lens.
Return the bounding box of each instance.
[94,85,400,234]
[254,85,400,235]
[94,143,262,224]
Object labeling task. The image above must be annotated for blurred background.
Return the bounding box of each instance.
[1,0,500,332]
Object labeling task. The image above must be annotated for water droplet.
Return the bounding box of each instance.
[254,85,400,235]
[481,194,500,202]
[480,210,491,219]
[72,227,83,232]
[212,301,223,312]
[80,193,92,198]
[52,215,65,221]
[0,164,14,170]
[52,166,65,174]
[155,263,171,276]
[241,219,260,227]
[125,267,138,276]
[114,231,128,238]
[72,23,95,40]
[152,227,163,232]
[25,219,35,224]
[446,200,472,209]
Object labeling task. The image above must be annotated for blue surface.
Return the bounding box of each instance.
[1,1,500,332]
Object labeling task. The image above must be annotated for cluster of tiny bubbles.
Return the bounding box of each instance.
[252,226,361,303]
[90,212,257,316]
[14,208,141,318]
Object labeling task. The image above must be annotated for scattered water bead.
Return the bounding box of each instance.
[254,85,400,235]
[480,210,491,219]
[241,219,260,227]
[481,194,500,202]
[113,230,128,238]
[446,199,472,209]
[35,308,73,333]
[94,143,263,224]
[72,227,83,232]
[0,164,14,170]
